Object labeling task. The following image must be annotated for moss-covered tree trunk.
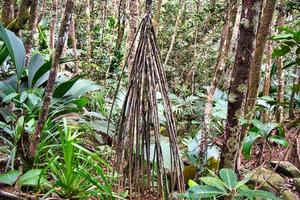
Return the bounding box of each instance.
[220,0,262,170]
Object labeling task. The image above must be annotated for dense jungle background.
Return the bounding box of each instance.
[0,0,299,199]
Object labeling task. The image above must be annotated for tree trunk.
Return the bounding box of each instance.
[262,41,273,123]
[289,66,299,119]
[220,0,262,170]
[24,0,39,65]
[49,0,57,49]
[237,0,277,170]
[127,0,139,79]
[1,0,15,27]
[204,0,238,137]
[28,0,74,162]
[163,0,185,67]
[7,0,32,35]
[276,0,285,123]
[86,0,92,63]
[153,0,163,29]
[69,16,79,72]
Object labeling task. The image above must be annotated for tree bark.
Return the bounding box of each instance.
[28,0,74,161]
[163,0,185,67]
[289,66,299,119]
[153,0,163,29]
[220,0,262,170]
[69,16,79,72]
[262,41,273,123]
[1,0,15,27]
[86,0,92,63]
[237,0,277,170]
[49,0,57,49]
[24,0,39,65]
[204,0,238,137]
[127,0,139,79]
[276,0,285,123]
[7,0,32,35]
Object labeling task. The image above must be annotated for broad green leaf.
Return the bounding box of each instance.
[187,185,226,199]
[242,132,261,160]
[271,33,293,41]
[0,170,20,185]
[64,79,102,99]
[17,169,42,187]
[188,179,199,188]
[20,91,28,103]
[2,92,18,103]
[251,119,264,131]
[0,24,25,80]
[269,135,289,147]
[238,189,279,200]
[53,75,82,98]
[272,45,290,58]
[200,177,227,192]
[28,54,45,88]
[219,168,237,190]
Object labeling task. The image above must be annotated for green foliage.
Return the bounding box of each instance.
[183,168,279,200]
[242,119,288,159]
[45,119,114,199]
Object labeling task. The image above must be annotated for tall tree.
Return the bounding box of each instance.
[242,0,277,142]
[127,0,139,79]
[1,0,15,26]
[276,0,285,123]
[28,0,74,161]
[163,0,185,67]
[24,0,39,64]
[153,0,163,29]
[262,41,273,122]
[204,0,238,137]
[237,0,277,169]
[49,0,57,49]
[220,0,262,170]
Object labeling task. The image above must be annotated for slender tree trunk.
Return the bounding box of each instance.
[1,0,15,27]
[24,0,39,65]
[70,16,79,72]
[289,66,299,119]
[49,0,57,49]
[28,0,74,162]
[262,41,273,123]
[204,0,238,137]
[115,0,126,51]
[127,0,139,79]
[86,0,92,63]
[276,0,285,123]
[220,0,262,170]
[38,0,47,23]
[236,0,277,170]
[153,0,163,29]
[163,0,185,67]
